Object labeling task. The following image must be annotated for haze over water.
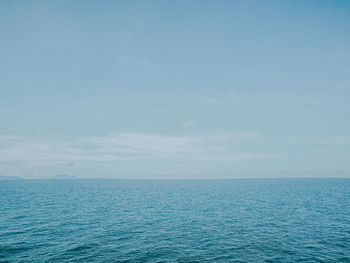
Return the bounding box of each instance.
[1,179,350,262]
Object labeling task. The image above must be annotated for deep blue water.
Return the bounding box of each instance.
[1,179,350,262]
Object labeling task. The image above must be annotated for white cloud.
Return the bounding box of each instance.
[313,136,350,145]
[0,132,278,163]
[182,120,195,128]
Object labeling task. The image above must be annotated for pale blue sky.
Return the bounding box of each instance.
[1,0,350,178]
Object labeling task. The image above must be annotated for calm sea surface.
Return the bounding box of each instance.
[1,179,350,262]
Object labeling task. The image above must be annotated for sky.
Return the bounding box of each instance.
[1,0,350,179]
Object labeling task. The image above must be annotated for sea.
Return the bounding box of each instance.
[1,179,349,262]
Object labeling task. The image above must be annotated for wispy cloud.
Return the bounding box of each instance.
[182,120,195,128]
[0,132,279,163]
[331,81,350,92]
[118,58,159,70]
[313,136,350,145]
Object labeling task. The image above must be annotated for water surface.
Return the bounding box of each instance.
[1,179,350,262]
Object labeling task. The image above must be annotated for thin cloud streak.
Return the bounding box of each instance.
[313,136,350,145]
[0,132,280,163]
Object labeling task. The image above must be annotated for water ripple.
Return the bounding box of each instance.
[1,179,350,262]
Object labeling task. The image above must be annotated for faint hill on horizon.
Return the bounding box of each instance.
[52,174,78,180]
[0,175,23,180]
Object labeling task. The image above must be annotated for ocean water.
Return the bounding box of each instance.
[0,179,350,262]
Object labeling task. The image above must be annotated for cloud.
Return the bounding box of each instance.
[0,132,279,163]
[332,81,350,92]
[313,136,350,145]
[118,58,159,70]
[182,120,195,128]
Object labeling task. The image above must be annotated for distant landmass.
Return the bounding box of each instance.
[0,175,23,180]
[52,174,79,179]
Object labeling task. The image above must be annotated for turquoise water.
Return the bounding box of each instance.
[1,179,350,262]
